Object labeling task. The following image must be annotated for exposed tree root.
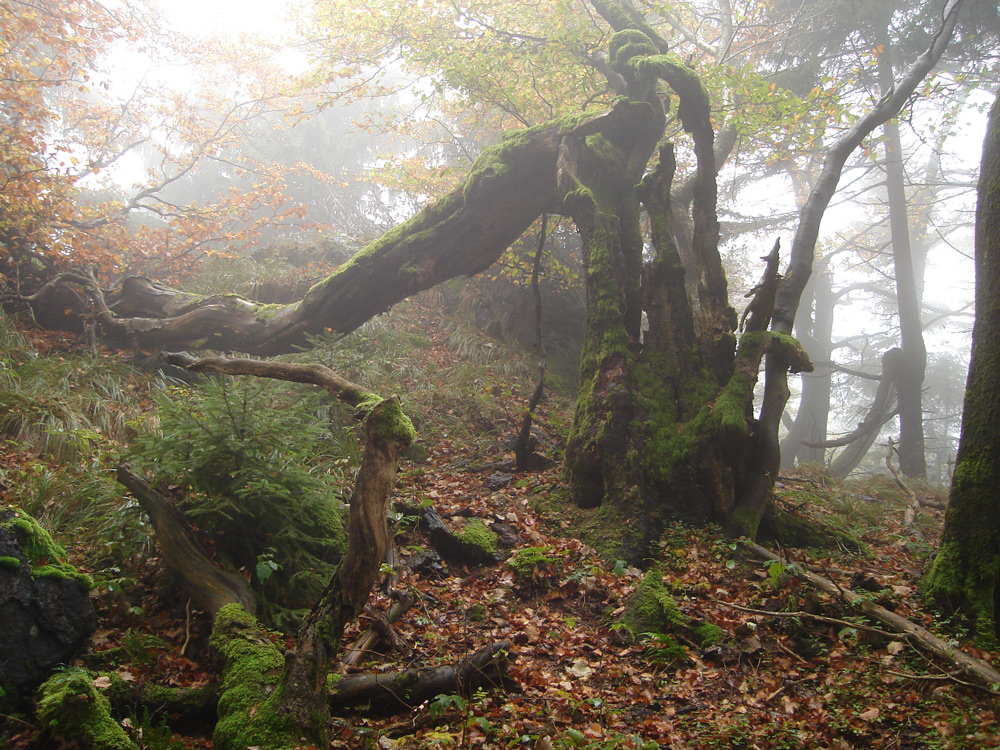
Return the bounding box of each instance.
[115,465,256,617]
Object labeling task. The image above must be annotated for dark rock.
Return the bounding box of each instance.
[408,548,449,578]
[0,508,97,707]
[416,508,499,566]
[489,522,523,549]
[486,472,513,491]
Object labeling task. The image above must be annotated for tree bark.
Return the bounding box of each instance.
[781,268,834,468]
[922,89,1000,649]
[329,641,514,713]
[115,465,256,618]
[879,35,928,478]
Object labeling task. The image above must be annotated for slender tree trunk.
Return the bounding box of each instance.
[754,2,963,520]
[922,90,1000,649]
[781,268,834,468]
[879,39,928,478]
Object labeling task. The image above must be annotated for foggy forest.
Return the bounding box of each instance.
[2,0,1000,747]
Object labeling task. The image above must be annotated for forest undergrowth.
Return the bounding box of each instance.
[0,299,997,750]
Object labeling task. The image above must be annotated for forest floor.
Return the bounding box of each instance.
[2,302,999,749]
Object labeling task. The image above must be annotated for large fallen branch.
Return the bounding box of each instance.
[329,640,515,713]
[101,641,514,721]
[741,540,1000,690]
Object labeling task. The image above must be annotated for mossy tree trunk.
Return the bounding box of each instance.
[922,89,1000,649]
[560,13,811,558]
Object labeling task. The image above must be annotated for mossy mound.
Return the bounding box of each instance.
[35,668,137,750]
[623,568,684,635]
[0,507,96,707]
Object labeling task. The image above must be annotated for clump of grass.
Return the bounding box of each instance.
[0,311,141,460]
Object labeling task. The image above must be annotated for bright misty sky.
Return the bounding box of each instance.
[157,0,294,38]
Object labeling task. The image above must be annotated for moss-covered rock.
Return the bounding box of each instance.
[0,507,97,707]
[35,668,138,750]
[507,546,561,580]
[457,520,499,557]
[623,569,684,635]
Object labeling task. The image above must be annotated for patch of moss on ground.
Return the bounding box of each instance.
[507,546,560,579]
[530,485,638,561]
[693,622,724,647]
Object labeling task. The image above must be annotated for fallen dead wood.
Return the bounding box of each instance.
[100,641,514,724]
[115,465,256,617]
[740,540,1000,690]
[330,640,515,713]
[342,594,416,669]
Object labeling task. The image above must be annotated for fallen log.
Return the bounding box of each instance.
[99,641,515,721]
[740,540,1000,690]
[330,640,515,714]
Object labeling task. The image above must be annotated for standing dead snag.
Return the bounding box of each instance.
[172,356,414,750]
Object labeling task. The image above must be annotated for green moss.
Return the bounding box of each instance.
[609,29,658,72]
[531,486,636,561]
[458,520,498,556]
[253,303,285,321]
[623,569,685,635]
[0,555,21,569]
[1,508,92,588]
[507,546,559,578]
[31,563,94,588]
[36,668,138,750]
[727,505,763,540]
[209,604,296,750]
[366,396,416,446]
[758,508,861,552]
[952,457,990,486]
[694,622,724,648]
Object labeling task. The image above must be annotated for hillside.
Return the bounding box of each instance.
[1,301,997,749]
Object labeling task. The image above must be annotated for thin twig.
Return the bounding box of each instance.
[181,597,192,656]
[711,598,901,639]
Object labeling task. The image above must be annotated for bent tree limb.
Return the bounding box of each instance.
[22,109,646,355]
[802,347,902,478]
[173,356,414,749]
[742,541,1000,690]
[115,466,256,617]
